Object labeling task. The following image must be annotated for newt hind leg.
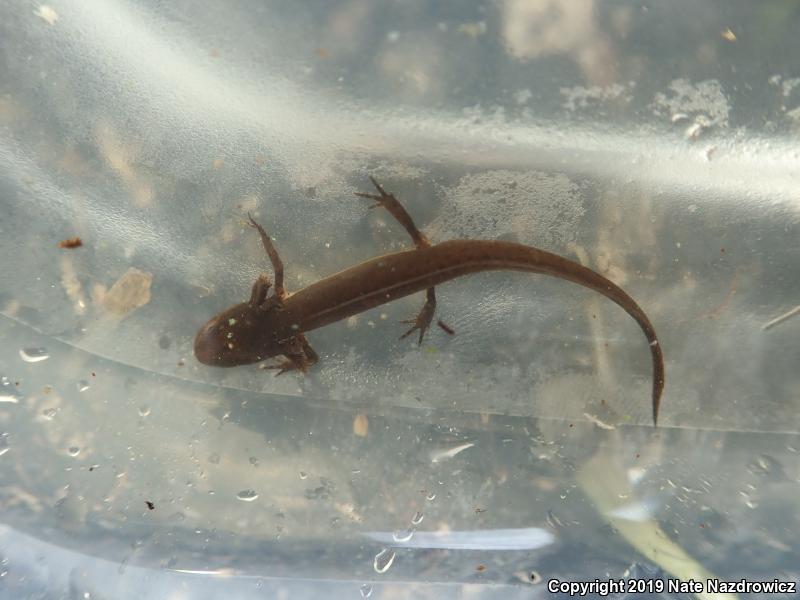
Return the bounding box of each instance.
[356,176,454,343]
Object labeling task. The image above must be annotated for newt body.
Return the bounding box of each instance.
[195,178,665,425]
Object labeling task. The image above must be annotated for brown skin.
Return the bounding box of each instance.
[195,178,665,425]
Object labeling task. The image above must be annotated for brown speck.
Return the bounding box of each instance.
[353,414,369,437]
[720,248,726,254]
[476,564,486,572]
[699,523,705,528]
[569,423,574,428]
[59,237,83,249]
[474,507,486,514]
[635,453,640,458]
[89,465,95,472]
[212,158,224,169]
[315,47,330,59]
[255,155,266,166]
[529,571,542,584]
[210,47,220,58]
[177,359,185,367]
[91,372,96,377]
[145,500,155,510]
[437,320,455,335]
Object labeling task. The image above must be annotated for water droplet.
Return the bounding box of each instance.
[411,511,424,525]
[299,471,308,480]
[237,489,258,502]
[0,377,20,403]
[249,456,259,466]
[360,583,373,598]
[20,347,49,363]
[42,408,58,420]
[77,380,90,392]
[392,528,414,543]
[208,453,220,464]
[0,393,20,404]
[425,492,436,501]
[138,406,151,417]
[373,548,395,574]
[68,446,81,457]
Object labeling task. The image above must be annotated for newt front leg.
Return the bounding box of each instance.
[247,215,319,373]
[262,333,319,375]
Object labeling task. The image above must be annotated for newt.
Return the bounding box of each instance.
[195,178,665,425]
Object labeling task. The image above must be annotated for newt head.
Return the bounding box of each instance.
[194,302,278,367]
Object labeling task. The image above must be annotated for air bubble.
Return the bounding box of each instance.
[20,347,49,363]
[77,380,90,392]
[360,583,373,598]
[373,548,395,574]
[237,489,258,502]
[68,446,81,457]
[411,511,424,525]
[392,528,414,543]
[138,406,151,417]
[0,377,20,404]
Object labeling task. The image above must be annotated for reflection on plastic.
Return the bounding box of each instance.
[365,527,555,550]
